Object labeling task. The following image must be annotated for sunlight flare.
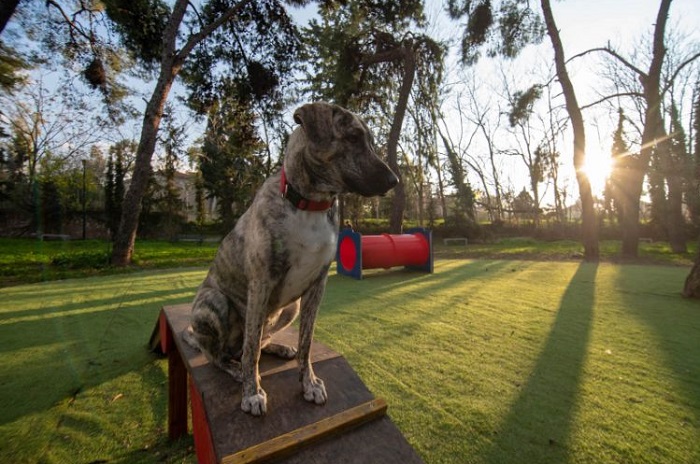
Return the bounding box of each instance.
[580,151,613,197]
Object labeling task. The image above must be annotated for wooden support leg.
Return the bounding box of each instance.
[166,317,188,440]
[190,377,218,464]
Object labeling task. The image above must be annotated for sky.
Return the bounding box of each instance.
[289,1,700,204]
[10,0,700,206]
[423,0,700,204]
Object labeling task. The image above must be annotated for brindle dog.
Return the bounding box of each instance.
[184,102,398,416]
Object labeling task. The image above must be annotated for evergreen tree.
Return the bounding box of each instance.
[105,153,115,237]
[194,168,206,228]
[605,108,628,224]
[665,102,687,252]
[105,140,131,239]
[648,147,666,239]
[200,97,266,233]
[159,111,186,239]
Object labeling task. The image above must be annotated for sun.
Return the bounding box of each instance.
[581,151,613,197]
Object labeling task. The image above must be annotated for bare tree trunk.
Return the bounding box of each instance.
[479,125,504,222]
[683,242,700,298]
[111,2,187,266]
[434,153,448,219]
[110,0,247,265]
[387,46,416,234]
[0,0,19,34]
[621,0,672,258]
[541,0,599,260]
[666,166,687,252]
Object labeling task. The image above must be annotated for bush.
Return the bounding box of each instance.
[51,250,111,270]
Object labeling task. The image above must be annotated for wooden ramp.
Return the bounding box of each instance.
[151,304,424,464]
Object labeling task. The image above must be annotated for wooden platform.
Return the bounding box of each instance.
[151,304,424,464]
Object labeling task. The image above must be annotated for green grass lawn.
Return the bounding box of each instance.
[1,259,698,463]
[0,238,219,287]
[0,237,695,288]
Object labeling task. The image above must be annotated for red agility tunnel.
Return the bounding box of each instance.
[336,228,433,279]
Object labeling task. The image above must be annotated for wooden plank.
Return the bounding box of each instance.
[222,398,388,464]
[166,317,188,440]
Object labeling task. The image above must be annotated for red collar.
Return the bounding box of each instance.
[280,167,335,212]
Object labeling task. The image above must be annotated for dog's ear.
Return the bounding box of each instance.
[293,103,335,146]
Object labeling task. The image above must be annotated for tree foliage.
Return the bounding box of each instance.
[199,97,266,232]
[303,0,443,233]
[446,0,544,65]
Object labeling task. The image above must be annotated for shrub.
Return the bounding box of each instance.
[51,251,111,270]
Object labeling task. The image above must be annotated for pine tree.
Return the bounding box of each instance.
[665,103,687,253]
[605,108,628,225]
[106,141,129,239]
[105,153,115,238]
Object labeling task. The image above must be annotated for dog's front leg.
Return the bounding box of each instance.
[298,268,330,405]
[240,280,269,416]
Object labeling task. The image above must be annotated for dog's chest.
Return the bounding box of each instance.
[277,212,336,303]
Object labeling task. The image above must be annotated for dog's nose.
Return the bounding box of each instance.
[387,171,399,188]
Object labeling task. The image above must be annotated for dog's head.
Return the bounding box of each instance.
[290,102,399,197]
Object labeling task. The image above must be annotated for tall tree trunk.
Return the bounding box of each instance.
[683,239,700,298]
[387,45,416,234]
[621,0,672,258]
[0,0,19,34]
[110,2,187,266]
[110,0,246,265]
[666,167,687,252]
[619,157,645,256]
[541,0,599,260]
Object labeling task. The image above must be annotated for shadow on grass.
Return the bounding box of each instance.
[613,266,700,460]
[321,259,523,351]
[479,262,598,464]
[0,270,201,426]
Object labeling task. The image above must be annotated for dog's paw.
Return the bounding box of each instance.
[263,343,298,360]
[241,389,268,416]
[302,376,327,405]
[216,359,243,382]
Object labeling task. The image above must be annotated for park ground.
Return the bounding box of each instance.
[0,238,698,463]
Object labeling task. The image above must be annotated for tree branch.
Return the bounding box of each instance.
[580,91,644,111]
[176,0,251,62]
[360,47,403,66]
[567,47,646,77]
[661,51,700,95]
[45,0,94,45]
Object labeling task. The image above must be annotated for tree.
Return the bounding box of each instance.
[664,102,687,252]
[303,0,443,233]
[110,0,301,265]
[506,84,546,226]
[157,109,187,239]
[438,69,507,223]
[605,108,629,225]
[583,0,699,257]
[0,0,20,34]
[0,0,29,92]
[199,97,266,232]
[540,0,599,260]
[1,78,108,233]
[105,140,133,239]
[688,83,700,227]
[683,247,700,298]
